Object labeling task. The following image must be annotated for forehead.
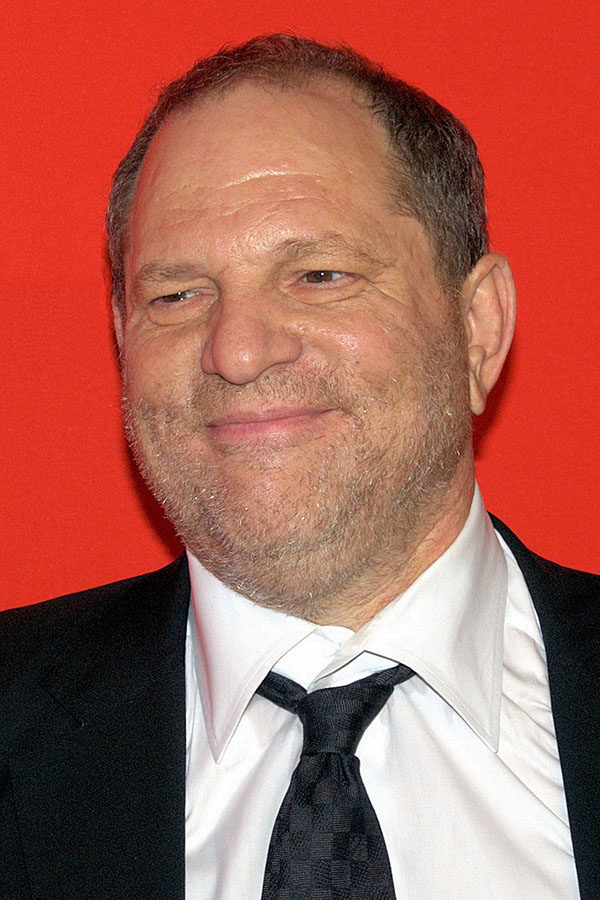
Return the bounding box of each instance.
[129,79,394,225]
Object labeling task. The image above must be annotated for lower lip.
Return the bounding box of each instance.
[208,409,335,441]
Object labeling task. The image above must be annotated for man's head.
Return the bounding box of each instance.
[109,36,515,627]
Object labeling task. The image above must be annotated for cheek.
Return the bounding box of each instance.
[330,331,364,365]
[317,317,410,382]
[122,328,198,402]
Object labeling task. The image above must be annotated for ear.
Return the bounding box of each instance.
[111,294,125,353]
[461,253,517,415]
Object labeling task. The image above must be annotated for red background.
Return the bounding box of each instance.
[2,0,598,609]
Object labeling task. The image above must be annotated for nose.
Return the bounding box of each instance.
[200,291,303,385]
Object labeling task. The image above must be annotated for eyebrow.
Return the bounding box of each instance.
[132,232,392,292]
[134,261,207,286]
[272,233,392,269]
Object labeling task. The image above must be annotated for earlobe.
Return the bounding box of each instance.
[462,253,517,415]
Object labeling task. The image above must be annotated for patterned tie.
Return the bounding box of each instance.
[256,663,414,900]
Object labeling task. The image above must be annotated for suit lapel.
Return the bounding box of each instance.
[492,517,600,900]
[7,557,190,900]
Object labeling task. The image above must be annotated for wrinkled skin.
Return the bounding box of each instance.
[116,79,494,627]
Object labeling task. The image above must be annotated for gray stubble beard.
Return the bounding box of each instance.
[122,317,471,621]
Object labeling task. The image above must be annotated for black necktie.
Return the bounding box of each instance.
[256,663,414,900]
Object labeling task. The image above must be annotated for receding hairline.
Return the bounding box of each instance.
[108,34,489,312]
[118,72,417,280]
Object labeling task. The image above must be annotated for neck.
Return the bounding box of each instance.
[310,457,476,629]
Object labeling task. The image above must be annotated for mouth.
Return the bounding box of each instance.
[206,405,337,441]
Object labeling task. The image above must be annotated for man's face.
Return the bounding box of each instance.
[119,79,472,624]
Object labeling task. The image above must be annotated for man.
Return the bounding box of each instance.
[1,34,598,900]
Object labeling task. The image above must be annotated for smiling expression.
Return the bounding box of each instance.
[117,78,473,625]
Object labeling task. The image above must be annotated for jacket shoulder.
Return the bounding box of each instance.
[0,556,189,689]
[490,514,600,620]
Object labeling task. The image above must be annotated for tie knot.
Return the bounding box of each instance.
[298,678,394,755]
[257,664,414,757]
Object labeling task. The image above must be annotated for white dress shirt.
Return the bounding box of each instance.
[184,486,579,898]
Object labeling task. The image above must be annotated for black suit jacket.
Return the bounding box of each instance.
[1,521,598,899]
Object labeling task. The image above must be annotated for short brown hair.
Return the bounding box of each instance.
[106,33,488,310]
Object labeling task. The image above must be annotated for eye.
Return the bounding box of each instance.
[301,270,347,284]
[146,286,214,325]
[153,288,200,304]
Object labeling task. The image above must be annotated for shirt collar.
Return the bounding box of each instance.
[187,554,315,760]
[342,485,508,749]
[188,484,507,760]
